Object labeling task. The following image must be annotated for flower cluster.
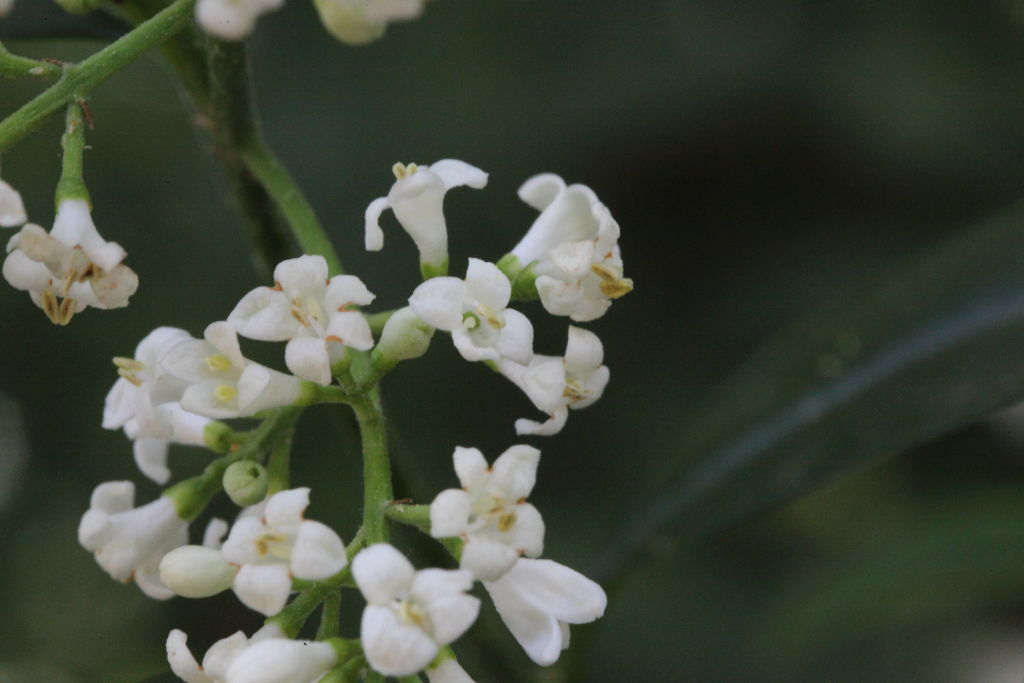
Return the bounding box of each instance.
[73,158,625,681]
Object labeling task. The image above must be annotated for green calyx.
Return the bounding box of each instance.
[497,253,540,300]
[223,460,269,506]
[420,258,449,280]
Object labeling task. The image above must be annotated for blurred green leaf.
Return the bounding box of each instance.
[595,200,1024,581]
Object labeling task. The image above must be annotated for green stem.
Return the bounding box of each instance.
[0,0,198,153]
[366,309,398,336]
[55,101,89,206]
[265,422,295,495]
[0,42,63,80]
[349,389,392,544]
[316,592,341,640]
[383,503,430,531]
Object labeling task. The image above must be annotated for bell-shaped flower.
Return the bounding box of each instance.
[353,543,480,677]
[314,0,426,45]
[2,199,138,324]
[195,0,285,41]
[409,258,533,364]
[162,321,303,419]
[508,174,632,322]
[166,623,286,683]
[365,160,488,277]
[78,480,188,599]
[229,255,375,386]
[430,445,544,581]
[483,558,606,666]
[426,658,476,683]
[499,326,609,436]
[0,173,26,227]
[220,487,347,616]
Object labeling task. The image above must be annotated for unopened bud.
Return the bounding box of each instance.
[223,460,268,507]
[159,545,236,598]
[372,307,434,371]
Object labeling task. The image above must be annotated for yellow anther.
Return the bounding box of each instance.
[591,264,633,299]
[206,355,232,372]
[476,305,505,329]
[214,384,237,404]
[113,357,145,371]
[392,162,419,180]
[497,511,517,532]
[398,600,428,628]
[563,377,589,401]
[41,290,60,325]
[57,297,76,326]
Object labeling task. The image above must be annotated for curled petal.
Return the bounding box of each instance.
[514,408,569,437]
[233,563,292,616]
[409,276,465,330]
[490,445,540,501]
[229,287,297,342]
[284,336,331,385]
[452,446,488,488]
[353,543,415,604]
[494,309,534,366]
[429,159,488,191]
[264,487,310,529]
[166,630,214,683]
[464,258,511,312]
[517,173,566,212]
[364,196,390,251]
[326,311,374,351]
[133,438,171,485]
[460,536,520,582]
[429,489,471,538]
[361,604,439,677]
[291,520,347,580]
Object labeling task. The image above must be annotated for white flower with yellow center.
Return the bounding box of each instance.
[430,445,545,581]
[195,0,285,41]
[2,199,138,324]
[229,254,375,386]
[353,543,480,677]
[365,160,488,278]
[483,558,607,666]
[77,480,188,599]
[314,0,426,45]
[220,487,347,616]
[409,258,534,365]
[498,326,609,436]
[508,174,632,322]
[161,321,303,420]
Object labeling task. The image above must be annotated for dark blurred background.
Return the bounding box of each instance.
[4,1,1024,680]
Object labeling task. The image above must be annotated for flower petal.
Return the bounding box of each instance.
[517,173,566,212]
[284,336,331,385]
[490,445,540,500]
[166,630,214,683]
[353,543,415,604]
[291,519,347,580]
[232,563,292,616]
[429,488,471,538]
[364,196,390,251]
[409,277,465,330]
[361,604,439,677]
[428,159,488,191]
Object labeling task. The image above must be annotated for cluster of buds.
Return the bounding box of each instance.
[72,158,627,681]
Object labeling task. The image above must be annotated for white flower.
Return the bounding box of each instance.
[229,255,375,385]
[426,658,476,683]
[221,487,347,616]
[409,258,533,364]
[225,638,339,683]
[353,543,480,677]
[430,445,544,581]
[365,160,488,276]
[162,321,303,420]
[314,0,426,45]
[166,623,286,683]
[0,174,26,227]
[499,326,609,436]
[103,327,212,484]
[195,0,285,41]
[483,558,606,666]
[510,174,632,322]
[2,199,137,324]
[78,481,188,599]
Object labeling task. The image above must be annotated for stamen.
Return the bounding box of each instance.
[497,511,517,532]
[398,600,428,628]
[205,355,232,372]
[214,384,237,404]
[563,377,590,401]
[591,264,634,299]
[476,305,505,329]
[41,290,61,325]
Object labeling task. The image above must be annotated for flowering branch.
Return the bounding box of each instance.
[349,390,393,544]
[0,0,197,153]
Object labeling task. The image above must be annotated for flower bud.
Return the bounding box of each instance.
[313,0,387,45]
[223,461,268,507]
[372,307,434,371]
[159,545,236,598]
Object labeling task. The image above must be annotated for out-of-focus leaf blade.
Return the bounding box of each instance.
[594,201,1024,581]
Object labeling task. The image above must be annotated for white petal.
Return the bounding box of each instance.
[228,287,298,341]
[232,563,292,616]
[159,545,236,598]
[495,309,534,366]
[133,438,171,485]
[490,445,540,500]
[429,489,471,538]
[501,559,606,624]
[102,378,139,430]
[464,258,511,312]
[203,517,229,549]
[460,537,520,582]
[205,321,247,368]
[389,168,448,267]
[264,487,310,529]
[548,240,596,280]
[166,630,214,683]
[163,403,214,445]
[511,184,600,265]
[361,605,439,677]
[291,520,347,580]
[364,196,390,251]
[0,178,27,227]
[565,326,604,372]
[422,591,480,646]
[221,517,266,565]
[514,408,569,437]
[428,159,488,191]
[325,274,375,309]
[410,567,474,602]
[201,630,251,680]
[509,503,545,558]
[426,658,476,683]
[2,248,52,292]
[409,277,465,330]
[574,365,610,410]
[225,638,338,683]
[91,480,135,513]
[535,276,583,318]
[326,311,375,351]
[517,173,566,212]
[236,365,301,415]
[451,328,501,363]
[275,255,328,297]
[484,574,563,666]
[284,336,331,385]
[352,543,414,604]
[452,446,488,488]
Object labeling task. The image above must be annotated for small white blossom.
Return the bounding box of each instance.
[162,321,303,420]
[365,160,488,276]
[229,255,375,385]
[0,174,26,227]
[166,623,285,683]
[426,658,476,683]
[78,481,188,599]
[353,543,480,677]
[430,445,544,581]
[226,638,339,683]
[510,174,632,322]
[483,558,606,666]
[195,0,284,41]
[159,545,237,599]
[409,258,534,364]
[314,0,426,45]
[221,487,347,616]
[499,326,609,436]
[2,199,137,324]
[103,327,212,484]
